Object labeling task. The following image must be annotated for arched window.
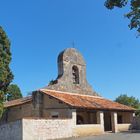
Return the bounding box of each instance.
[72,66,79,84]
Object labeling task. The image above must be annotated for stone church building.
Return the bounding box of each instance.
[0,48,135,140]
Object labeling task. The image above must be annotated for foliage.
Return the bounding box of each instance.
[115,94,140,116]
[0,102,3,118]
[105,0,140,35]
[0,26,13,117]
[6,84,22,101]
[135,109,140,116]
[115,94,140,108]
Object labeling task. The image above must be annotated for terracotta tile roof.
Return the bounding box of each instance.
[4,96,32,108]
[40,89,135,111]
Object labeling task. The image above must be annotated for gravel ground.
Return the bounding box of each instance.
[64,132,140,140]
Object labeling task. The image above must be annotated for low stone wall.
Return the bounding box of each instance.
[117,124,131,132]
[22,118,75,140]
[74,124,104,136]
[0,120,22,140]
[132,117,140,130]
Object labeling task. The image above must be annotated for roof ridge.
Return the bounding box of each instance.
[4,96,32,108]
[4,96,32,103]
[39,88,103,99]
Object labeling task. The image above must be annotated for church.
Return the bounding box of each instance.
[0,48,135,140]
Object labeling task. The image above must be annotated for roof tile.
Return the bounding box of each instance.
[4,96,32,108]
[40,89,135,111]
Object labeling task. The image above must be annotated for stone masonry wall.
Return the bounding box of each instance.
[22,118,75,140]
[46,48,98,96]
[131,117,140,130]
[0,120,22,140]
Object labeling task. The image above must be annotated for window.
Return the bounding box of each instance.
[72,66,79,84]
[117,115,123,124]
[77,115,84,124]
[51,112,59,119]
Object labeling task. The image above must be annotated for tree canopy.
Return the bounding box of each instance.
[6,84,22,101]
[115,94,140,109]
[115,94,140,116]
[0,26,13,94]
[0,26,13,117]
[105,0,140,35]
[0,26,22,118]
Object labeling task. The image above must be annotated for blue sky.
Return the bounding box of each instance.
[0,0,140,100]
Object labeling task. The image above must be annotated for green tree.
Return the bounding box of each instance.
[105,0,140,35]
[115,94,140,116]
[6,84,22,101]
[0,26,14,117]
[115,94,140,108]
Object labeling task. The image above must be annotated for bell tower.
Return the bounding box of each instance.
[46,48,98,96]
